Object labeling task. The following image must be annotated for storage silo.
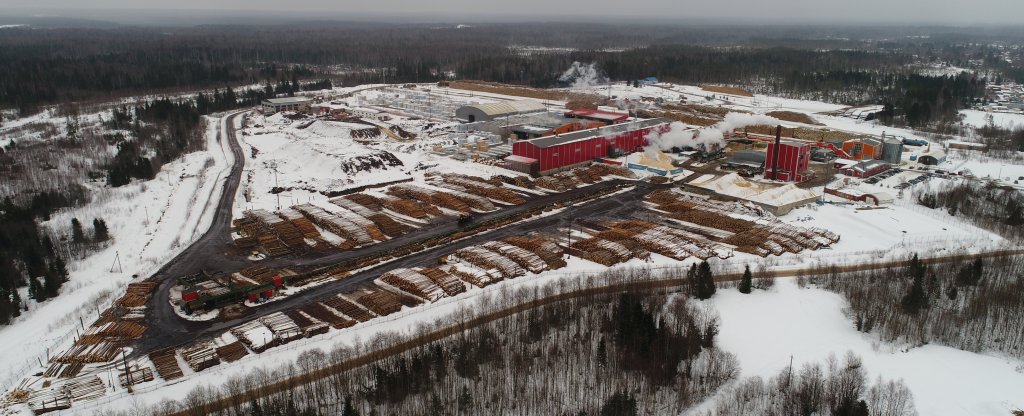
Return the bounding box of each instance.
[881,138,903,164]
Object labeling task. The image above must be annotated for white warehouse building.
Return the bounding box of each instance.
[455,100,547,122]
[261,97,313,114]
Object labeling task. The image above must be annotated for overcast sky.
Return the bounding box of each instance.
[4,0,1024,25]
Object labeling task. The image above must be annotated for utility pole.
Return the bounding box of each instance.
[110,251,123,273]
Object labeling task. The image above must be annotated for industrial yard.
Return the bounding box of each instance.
[2,79,1017,415]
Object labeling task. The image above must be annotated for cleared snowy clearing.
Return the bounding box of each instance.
[707,279,1024,416]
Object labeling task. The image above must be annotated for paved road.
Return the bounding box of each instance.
[139,110,665,352]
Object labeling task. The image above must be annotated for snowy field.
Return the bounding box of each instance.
[708,279,1024,416]
[960,109,1024,129]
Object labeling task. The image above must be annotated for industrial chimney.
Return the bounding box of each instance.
[771,125,782,180]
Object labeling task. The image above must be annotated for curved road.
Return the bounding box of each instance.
[140,111,665,352]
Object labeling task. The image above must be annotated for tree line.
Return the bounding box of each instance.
[814,254,1024,359]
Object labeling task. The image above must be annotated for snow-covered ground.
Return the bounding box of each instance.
[708,279,1024,416]
[960,109,1024,129]
[0,113,236,389]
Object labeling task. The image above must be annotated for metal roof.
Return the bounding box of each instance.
[566,108,629,122]
[526,118,670,149]
[846,159,889,173]
[461,100,547,117]
[264,97,312,105]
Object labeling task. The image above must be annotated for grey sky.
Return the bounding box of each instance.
[4,0,1024,25]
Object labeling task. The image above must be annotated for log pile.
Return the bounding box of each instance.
[431,183,497,211]
[389,184,471,213]
[279,208,323,239]
[379,268,447,302]
[44,362,84,379]
[442,265,498,287]
[66,376,106,401]
[230,321,276,353]
[260,312,303,344]
[116,282,157,308]
[331,195,378,218]
[329,205,386,240]
[350,290,402,316]
[482,241,548,273]
[378,195,441,219]
[283,309,330,337]
[492,174,536,189]
[239,265,280,286]
[343,193,384,212]
[295,204,374,246]
[322,295,376,322]
[442,175,526,205]
[215,341,249,362]
[78,321,147,345]
[419,268,467,296]
[533,176,569,192]
[27,387,71,414]
[181,342,220,372]
[119,366,154,387]
[502,235,566,269]
[585,162,635,179]
[301,303,357,329]
[571,238,633,266]
[53,341,119,364]
[148,348,183,380]
[450,247,523,278]
[367,213,413,237]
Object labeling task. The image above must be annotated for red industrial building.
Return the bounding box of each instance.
[840,160,890,178]
[765,139,813,182]
[565,108,630,124]
[508,119,668,175]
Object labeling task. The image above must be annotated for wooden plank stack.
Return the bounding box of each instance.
[182,342,220,372]
[148,348,184,380]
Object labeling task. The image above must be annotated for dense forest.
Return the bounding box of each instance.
[814,254,1024,360]
[0,23,1010,126]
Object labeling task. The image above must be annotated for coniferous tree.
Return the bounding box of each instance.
[901,272,928,314]
[739,265,753,294]
[93,218,110,242]
[694,261,716,300]
[71,218,86,244]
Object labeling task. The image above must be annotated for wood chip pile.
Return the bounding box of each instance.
[482,241,548,273]
[148,348,183,380]
[260,312,303,344]
[379,268,447,302]
[450,246,523,278]
[322,295,376,322]
[181,342,220,372]
[442,175,526,205]
[419,267,467,296]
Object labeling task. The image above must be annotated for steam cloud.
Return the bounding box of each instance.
[559,62,607,89]
[644,112,782,156]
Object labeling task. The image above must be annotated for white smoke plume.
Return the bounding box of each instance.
[644,112,782,156]
[559,62,607,89]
